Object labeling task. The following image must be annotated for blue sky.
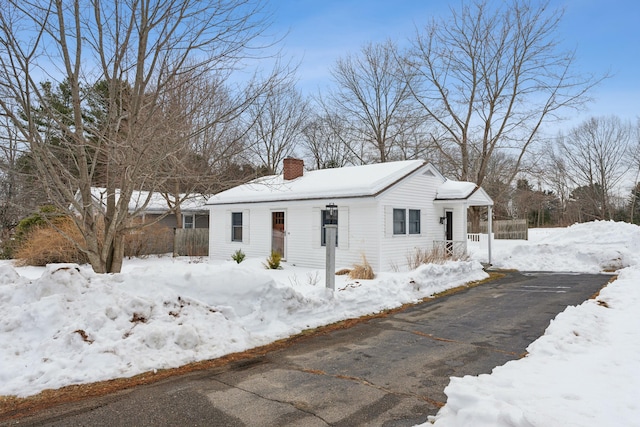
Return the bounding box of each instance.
[269,0,639,126]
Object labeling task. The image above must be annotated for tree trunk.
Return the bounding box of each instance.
[468,206,481,233]
[107,233,125,273]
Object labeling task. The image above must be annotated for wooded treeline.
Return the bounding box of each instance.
[0,0,637,272]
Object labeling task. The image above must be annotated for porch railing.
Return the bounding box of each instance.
[467,233,481,242]
[432,240,467,259]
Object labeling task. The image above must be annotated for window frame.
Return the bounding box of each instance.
[231,212,243,242]
[183,214,195,229]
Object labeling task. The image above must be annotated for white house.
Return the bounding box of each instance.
[206,158,493,272]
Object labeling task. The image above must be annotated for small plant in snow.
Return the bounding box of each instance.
[263,250,282,269]
[306,271,320,286]
[231,249,246,264]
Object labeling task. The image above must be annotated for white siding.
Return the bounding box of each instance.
[209,199,379,270]
[376,168,444,271]
[209,204,272,260]
[273,199,378,270]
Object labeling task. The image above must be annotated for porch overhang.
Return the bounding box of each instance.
[434,182,494,265]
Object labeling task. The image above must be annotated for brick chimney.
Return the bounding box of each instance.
[283,158,304,180]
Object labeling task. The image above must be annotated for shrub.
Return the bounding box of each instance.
[2,205,63,259]
[124,223,173,258]
[263,250,282,269]
[14,216,88,266]
[349,255,374,280]
[231,249,246,264]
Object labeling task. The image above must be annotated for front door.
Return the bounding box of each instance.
[271,211,285,259]
[445,210,454,256]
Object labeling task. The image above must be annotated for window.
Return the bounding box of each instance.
[392,208,421,235]
[393,209,406,235]
[409,209,421,234]
[231,212,243,242]
[321,209,338,246]
[183,214,195,229]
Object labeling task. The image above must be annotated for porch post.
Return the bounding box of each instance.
[462,204,468,255]
[487,205,493,265]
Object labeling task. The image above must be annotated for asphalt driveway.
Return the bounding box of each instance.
[2,271,611,427]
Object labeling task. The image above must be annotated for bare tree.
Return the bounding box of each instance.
[543,144,573,225]
[558,116,632,220]
[0,0,278,273]
[301,113,356,169]
[152,70,256,228]
[244,76,308,174]
[407,0,600,188]
[326,39,426,163]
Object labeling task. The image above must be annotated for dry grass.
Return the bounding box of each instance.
[14,216,176,267]
[406,247,466,270]
[349,255,374,280]
[14,218,88,266]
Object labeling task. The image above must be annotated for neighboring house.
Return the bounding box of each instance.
[86,188,209,256]
[89,187,209,229]
[206,158,493,272]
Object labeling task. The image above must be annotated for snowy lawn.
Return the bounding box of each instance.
[1,221,639,427]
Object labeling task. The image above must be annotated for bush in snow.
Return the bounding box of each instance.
[231,249,246,264]
[263,250,282,269]
[14,216,88,266]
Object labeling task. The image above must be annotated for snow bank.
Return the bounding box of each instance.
[0,256,486,398]
[490,221,640,272]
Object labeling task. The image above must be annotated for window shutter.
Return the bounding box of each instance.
[384,206,393,238]
[312,207,321,248]
[242,209,250,244]
[338,206,349,249]
[225,210,231,243]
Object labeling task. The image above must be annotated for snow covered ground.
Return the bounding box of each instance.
[1,221,639,426]
[425,221,640,427]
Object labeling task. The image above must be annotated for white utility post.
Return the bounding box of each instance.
[325,203,338,291]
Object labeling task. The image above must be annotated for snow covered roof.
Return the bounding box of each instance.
[436,180,478,199]
[90,188,207,213]
[206,160,429,205]
[435,179,493,206]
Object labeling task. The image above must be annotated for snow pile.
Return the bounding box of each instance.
[425,221,640,427]
[0,256,486,397]
[489,221,640,272]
